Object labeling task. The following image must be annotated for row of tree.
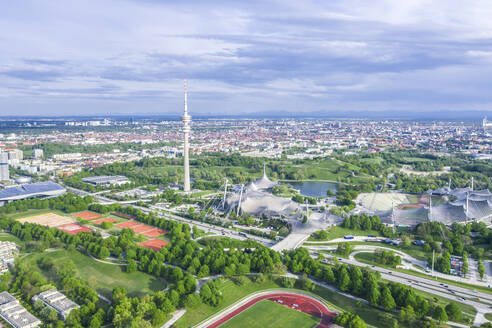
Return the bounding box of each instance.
[284,248,465,326]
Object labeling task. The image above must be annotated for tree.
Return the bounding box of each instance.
[462,252,469,275]
[127,259,137,273]
[152,309,166,326]
[399,305,416,325]
[478,260,486,279]
[380,286,396,311]
[402,236,411,248]
[40,306,58,323]
[337,266,351,292]
[433,305,448,323]
[445,302,462,321]
[200,284,212,301]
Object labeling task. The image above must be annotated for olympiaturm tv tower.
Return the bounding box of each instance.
[182,79,191,192]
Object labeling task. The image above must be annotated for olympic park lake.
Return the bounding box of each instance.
[285,181,338,197]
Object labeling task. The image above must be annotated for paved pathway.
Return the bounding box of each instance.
[161,309,186,328]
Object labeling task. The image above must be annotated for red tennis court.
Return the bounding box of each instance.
[57,224,92,235]
[116,221,141,228]
[72,211,102,220]
[132,224,155,234]
[92,218,117,225]
[140,228,167,238]
[139,239,168,251]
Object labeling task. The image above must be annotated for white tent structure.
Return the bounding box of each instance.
[226,165,301,219]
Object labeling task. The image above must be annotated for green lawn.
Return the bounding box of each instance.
[485,312,492,321]
[354,252,396,268]
[220,299,320,328]
[6,208,66,220]
[175,277,400,328]
[304,241,429,261]
[308,226,381,241]
[21,249,166,298]
[0,232,24,246]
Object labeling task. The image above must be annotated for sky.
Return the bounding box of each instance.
[1,0,492,116]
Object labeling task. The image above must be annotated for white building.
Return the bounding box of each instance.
[33,149,44,159]
[8,150,23,161]
[33,290,79,320]
[0,292,41,328]
[0,153,8,181]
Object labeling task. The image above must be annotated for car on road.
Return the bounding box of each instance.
[388,271,393,274]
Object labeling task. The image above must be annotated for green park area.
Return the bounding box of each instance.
[307,226,381,241]
[219,299,320,328]
[22,249,166,298]
[176,277,400,328]
[5,208,65,220]
[0,232,24,244]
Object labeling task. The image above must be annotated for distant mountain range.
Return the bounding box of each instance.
[1,110,492,121]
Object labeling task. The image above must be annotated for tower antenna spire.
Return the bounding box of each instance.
[184,78,188,115]
[182,78,191,192]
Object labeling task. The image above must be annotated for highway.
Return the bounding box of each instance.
[65,185,275,246]
[122,204,276,246]
[308,250,492,326]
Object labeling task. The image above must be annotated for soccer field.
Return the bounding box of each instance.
[219,300,320,328]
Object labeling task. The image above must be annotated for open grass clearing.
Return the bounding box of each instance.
[307,226,381,242]
[21,249,166,298]
[304,241,429,262]
[6,208,67,220]
[175,276,400,328]
[219,299,320,328]
[0,232,24,247]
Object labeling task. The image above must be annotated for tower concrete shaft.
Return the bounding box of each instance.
[182,79,191,192]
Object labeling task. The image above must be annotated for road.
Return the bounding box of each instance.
[66,185,275,246]
[307,243,492,288]
[138,205,276,246]
[308,249,492,326]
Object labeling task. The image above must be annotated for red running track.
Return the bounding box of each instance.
[205,292,337,328]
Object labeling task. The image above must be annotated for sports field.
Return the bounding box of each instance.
[23,249,166,298]
[219,300,320,328]
[18,212,74,227]
[56,223,92,235]
[139,239,168,251]
[72,211,102,220]
[359,192,419,211]
[92,218,117,225]
[116,221,167,237]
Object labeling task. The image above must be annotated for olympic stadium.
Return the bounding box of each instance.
[225,167,302,219]
[357,187,492,227]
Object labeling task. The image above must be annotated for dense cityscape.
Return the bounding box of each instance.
[0,111,491,328]
[3,1,492,328]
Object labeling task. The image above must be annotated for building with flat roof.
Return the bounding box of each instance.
[0,291,41,328]
[33,290,78,320]
[0,241,18,274]
[81,175,130,186]
[0,153,8,181]
[0,181,66,205]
